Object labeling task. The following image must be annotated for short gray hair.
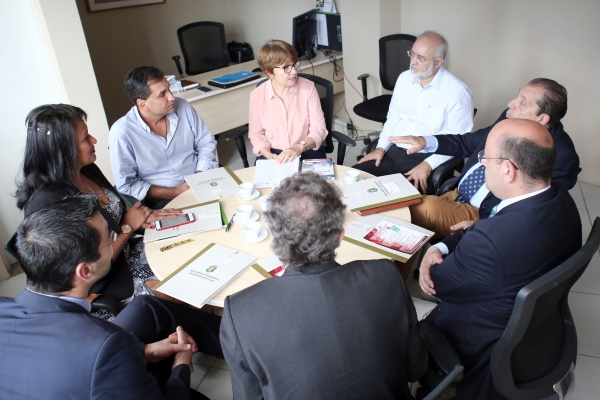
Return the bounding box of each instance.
[264,172,346,272]
[418,30,448,59]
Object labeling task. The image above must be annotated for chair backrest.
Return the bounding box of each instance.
[298,73,335,154]
[491,217,600,399]
[379,34,417,91]
[177,22,229,76]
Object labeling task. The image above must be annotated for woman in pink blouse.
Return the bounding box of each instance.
[249,40,328,164]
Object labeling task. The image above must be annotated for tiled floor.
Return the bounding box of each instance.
[1,136,599,399]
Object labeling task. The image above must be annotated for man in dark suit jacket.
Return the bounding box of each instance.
[394,78,580,239]
[220,172,428,399]
[418,119,582,399]
[0,195,221,399]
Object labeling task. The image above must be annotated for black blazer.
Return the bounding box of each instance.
[0,290,190,399]
[426,186,582,399]
[220,259,427,400]
[23,163,134,300]
[435,110,581,218]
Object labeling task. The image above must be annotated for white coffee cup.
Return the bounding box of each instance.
[236,204,253,220]
[239,182,254,198]
[244,221,261,240]
[345,170,359,183]
[258,195,270,211]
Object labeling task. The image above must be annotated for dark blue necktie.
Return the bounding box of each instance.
[456,164,485,204]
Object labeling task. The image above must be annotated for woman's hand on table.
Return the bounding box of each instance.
[143,208,182,229]
[275,144,302,164]
[123,202,153,231]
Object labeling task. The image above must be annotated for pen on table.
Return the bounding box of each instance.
[160,239,193,252]
[225,214,236,232]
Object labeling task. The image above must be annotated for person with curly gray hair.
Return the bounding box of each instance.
[220,172,428,399]
[264,172,345,271]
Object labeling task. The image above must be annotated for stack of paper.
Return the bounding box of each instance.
[251,254,286,278]
[253,158,300,188]
[302,158,334,180]
[340,173,422,213]
[143,201,224,243]
[154,243,257,308]
[185,167,242,204]
[343,214,433,262]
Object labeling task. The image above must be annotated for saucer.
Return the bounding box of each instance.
[233,212,259,224]
[341,177,363,186]
[236,190,260,201]
[240,228,269,243]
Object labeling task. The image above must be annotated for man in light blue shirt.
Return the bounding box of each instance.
[110,66,218,208]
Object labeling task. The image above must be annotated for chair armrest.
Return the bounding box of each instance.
[221,125,249,142]
[330,130,356,148]
[438,176,460,196]
[91,295,126,316]
[4,232,18,260]
[419,319,462,377]
[431,158,464,195]
[357,73,369,101]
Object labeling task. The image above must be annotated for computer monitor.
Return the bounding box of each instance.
[292,10,343,60]
[292,10,317,60]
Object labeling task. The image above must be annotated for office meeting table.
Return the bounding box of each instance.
[145,165,411,307]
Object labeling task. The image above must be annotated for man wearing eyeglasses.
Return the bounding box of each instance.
[110,66,218,210]
[354,31,474,192]
[395,78,580,240]
[0,195,223,399]
[419,118,581,399]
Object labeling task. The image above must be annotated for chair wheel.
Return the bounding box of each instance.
[363,138,371,145]
[357,155,364,161]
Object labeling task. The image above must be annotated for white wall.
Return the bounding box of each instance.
[0,0,108,276]
[76,0,233,126]
[401,0,598,185]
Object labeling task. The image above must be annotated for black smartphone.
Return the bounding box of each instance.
[197,86,212,93]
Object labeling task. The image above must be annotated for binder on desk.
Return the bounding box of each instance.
[207,71,260,89]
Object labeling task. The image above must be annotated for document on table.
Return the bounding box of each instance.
[340,173,422,212]
[153,243,257,308]
[185,167,242,204]
[252,254,286,278]
[143,201,224,243]
[343,214,433,262]
[253,158,300,188]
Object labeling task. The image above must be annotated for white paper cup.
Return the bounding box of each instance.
[239,182,254,198]
[258,196,270,211]
[236,204,253,220]
[345,170,359,183]
[244,221,261,240]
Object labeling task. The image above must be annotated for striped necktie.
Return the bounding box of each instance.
[489,205,499,217]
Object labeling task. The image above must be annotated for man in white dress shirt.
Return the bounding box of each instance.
[354,31,474,192]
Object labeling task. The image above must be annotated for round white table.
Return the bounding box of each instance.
[145,165,411,307]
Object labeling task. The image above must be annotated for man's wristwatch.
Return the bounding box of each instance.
[298,141,307,152]
[121,224,133,235]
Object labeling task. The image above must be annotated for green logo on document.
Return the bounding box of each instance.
[210,182,218,187]
[206,265,218,273]
[367,188,378,193]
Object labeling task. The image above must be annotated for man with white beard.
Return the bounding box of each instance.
[354,31,474,192]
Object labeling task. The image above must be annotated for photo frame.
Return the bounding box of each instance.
[86,0,165,13]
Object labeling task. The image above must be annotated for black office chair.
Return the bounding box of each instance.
[353,34,417,124]
[417,319,464,400]
[172,21,230,78]
[221,74,356,167]
[489,217,600,400]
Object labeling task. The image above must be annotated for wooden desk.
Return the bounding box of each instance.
[174,52,344,135]
[145,165,410,307]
